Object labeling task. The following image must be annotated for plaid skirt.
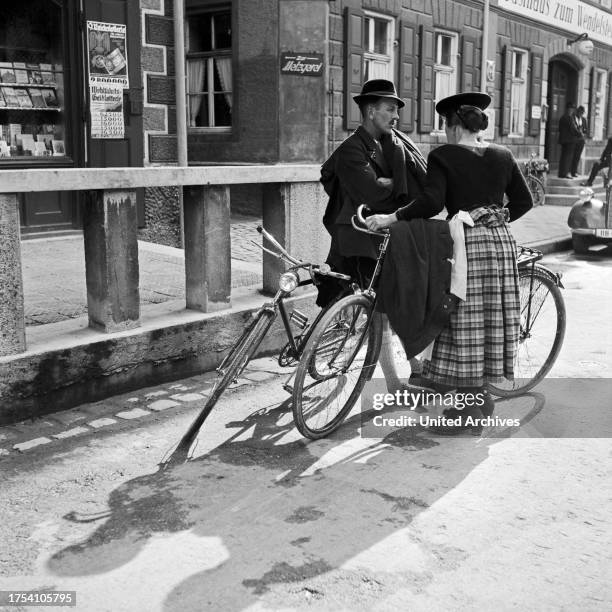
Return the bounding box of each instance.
[422,206,520,387]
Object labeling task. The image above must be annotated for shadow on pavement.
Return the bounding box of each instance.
[46,394,544,610]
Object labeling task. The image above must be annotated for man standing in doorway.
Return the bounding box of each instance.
[570,105,588,177]
[558,102,580,178]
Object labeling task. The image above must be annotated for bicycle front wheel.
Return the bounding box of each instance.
[177,309,276,450]
[488,265,565,398]
[526,175,546,206]
[292,294,382,439]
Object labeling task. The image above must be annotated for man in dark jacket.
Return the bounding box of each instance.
[558,102,581,178]
[581,135,612,187]
[319,79,428,391]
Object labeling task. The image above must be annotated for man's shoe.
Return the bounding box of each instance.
[580,181,592,187]
[571,173,579,178]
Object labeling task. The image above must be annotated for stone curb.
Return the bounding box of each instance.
[0,357,284,458]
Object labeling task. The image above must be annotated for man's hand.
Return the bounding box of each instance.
[376,177,394,190]
[365,213,397,231]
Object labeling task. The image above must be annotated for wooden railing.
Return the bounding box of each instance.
[0,165,328,357]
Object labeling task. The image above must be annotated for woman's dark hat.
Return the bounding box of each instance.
[353,79,405,108]
[435,92,491,115]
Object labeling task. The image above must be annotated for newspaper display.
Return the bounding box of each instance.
[87,21,129,88]
[90,83,124,139]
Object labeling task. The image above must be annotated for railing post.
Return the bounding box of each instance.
[183,185,231,312]
[0,194,26,355]
[83,189,140,332]
[262,182,330,294]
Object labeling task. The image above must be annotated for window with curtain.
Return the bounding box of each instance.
[363,12,394,82]
[186,5,232,129]
[510,49,528,136]
[433,31,458,131]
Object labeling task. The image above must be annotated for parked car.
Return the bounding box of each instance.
[567,187,612,255]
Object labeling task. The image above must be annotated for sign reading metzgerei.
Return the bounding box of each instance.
[280,52,324,77]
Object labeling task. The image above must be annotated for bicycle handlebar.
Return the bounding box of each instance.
[256,225,352,282]
[257,225,302,266]
[351,204,389,236]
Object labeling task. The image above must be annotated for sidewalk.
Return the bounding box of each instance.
[21,206,571,327]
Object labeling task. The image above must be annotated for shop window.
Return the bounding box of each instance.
[593,69,607,141]
[433,31,458,131]
[186,5,232,130]
[0,2,68,160]
[363,12,394,81]
[510,49,528,136]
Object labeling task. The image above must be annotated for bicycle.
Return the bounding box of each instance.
[487,245,566,398]
[169,225,361,457]
[524,153,547,206]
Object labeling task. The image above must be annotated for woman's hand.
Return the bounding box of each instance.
[365,213,397,231]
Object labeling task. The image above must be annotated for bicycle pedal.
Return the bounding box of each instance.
[289,309,309,329]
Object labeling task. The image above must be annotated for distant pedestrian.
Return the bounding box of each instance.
[581,135,612,187]
[557,102,580,178]
[570,105,588,177]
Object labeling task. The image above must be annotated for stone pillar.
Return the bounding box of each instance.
[183,185,231,312]
[0,194,26,355]
[262,182,330,295]
[83,190,140,332]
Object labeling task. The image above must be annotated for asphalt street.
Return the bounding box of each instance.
[0,251,611,612]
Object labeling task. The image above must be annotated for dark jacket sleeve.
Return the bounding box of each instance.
[335,139,409,213]
[505,153,533,222]
[601,138,612,164]
[394,152,446,220]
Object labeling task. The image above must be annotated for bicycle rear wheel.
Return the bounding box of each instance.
[526,175,546,206]
[488,265,565,398]
[176,309,276,451]
[292,294,382,439]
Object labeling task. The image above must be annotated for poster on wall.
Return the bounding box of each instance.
[90,83,124,139]
[87,21,129,88]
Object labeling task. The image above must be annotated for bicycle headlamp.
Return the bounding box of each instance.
[279,271,299,293]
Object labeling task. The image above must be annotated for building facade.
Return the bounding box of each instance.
[2,0,611,241]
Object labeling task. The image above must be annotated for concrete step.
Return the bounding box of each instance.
[546,176,588,188]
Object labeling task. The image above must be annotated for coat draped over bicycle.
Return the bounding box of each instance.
[376,218,458,359]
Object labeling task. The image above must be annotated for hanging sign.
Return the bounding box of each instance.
[87,21,129,88]
[90,83,124,139]
[280,52,324,77]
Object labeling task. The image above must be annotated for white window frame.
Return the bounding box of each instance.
[509,48,528,136]
[433,29,458,132]
[363,11,395,82]
[185,6,232,133]
[594,68,607,141]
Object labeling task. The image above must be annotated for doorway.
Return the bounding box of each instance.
[545,58,578,173]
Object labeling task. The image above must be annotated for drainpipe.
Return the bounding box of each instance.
[481,0,489,92]
[174,0,188,247]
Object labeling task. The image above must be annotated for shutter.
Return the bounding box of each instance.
[418,25,435,133]
[398,21,417,132]
[588,67,597,138]
[461,35,479,91]
[344,7,364,131]
[607,71,612,139]
[501,45,512,136]
[529,53,543,136]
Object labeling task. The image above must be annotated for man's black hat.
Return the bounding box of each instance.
[435,92,491,115]
[353,79,405,108]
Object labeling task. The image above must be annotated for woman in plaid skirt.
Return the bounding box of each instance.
[365,92,533,435]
